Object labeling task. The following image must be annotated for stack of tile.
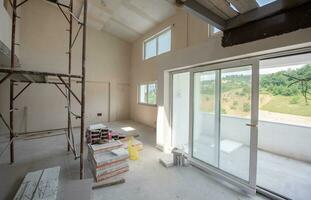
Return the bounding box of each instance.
[88,140,129,182]
[86,124,109,144]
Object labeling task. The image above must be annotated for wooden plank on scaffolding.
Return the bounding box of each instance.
[0,68,82,80]
[13,166,60,200]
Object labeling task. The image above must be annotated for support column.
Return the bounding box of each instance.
[80,0,88,180]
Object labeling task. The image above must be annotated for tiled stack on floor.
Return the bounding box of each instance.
[88,140,129,182]
[86,124,109,144]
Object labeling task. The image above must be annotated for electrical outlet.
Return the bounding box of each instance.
[97,113,102,117]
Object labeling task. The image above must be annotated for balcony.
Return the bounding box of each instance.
[192,112,311,200]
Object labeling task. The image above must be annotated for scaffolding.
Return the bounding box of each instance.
[0,0,88,179]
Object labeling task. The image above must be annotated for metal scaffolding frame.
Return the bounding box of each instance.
[0,0,88,179]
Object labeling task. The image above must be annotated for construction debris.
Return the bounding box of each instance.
[92,177,125,189]
[159,154,174,168]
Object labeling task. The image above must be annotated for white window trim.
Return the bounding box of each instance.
[137,81,157,106]
[143,26,172,60]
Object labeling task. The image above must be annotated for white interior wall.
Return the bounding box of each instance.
[130,11,210,128]
[0,0,11,47]
[0,0,131,134]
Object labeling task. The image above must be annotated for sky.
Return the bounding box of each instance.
[260,64,305,75]
[199,64,306,81]
[256,0,276,7]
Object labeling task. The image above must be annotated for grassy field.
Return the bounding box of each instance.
[260,95,311,117]
[200,90,311,117]
[200,88,251,117]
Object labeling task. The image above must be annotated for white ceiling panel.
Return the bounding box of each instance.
[88,3,111,22]
[129,0,177,23]
[112,5,155,34]
[88,16,105,31]
[103,19,140,42]
[84,0,177,42]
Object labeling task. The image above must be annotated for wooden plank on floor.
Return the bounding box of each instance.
[14,170,43,200]
[14,166,60,200]
[32,166,60,200]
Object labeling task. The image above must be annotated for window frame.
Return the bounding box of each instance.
[143,26,172,60]
[137,81,157,106]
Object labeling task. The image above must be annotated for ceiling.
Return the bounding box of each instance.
[83,0,178,42]
[178,0,311,47]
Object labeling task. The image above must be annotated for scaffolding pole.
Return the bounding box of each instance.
[67,0,73,152]
[5,0,88,179]
[80,0,88,180]
[10,0,17,164]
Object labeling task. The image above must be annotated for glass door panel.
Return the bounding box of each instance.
[172,63,258,189]
[172,72,190,153]
[257,55,311,200]
[219,66,252,181]
[193,71,218,167]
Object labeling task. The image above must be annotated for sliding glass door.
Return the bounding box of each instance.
[171,61,258,191]
[219,66,252,181]
[193,71,219,167]
[171,52,311,198]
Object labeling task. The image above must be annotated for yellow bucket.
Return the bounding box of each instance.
[128,137,139,160]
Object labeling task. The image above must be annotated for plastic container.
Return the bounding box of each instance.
[128,137,139,160]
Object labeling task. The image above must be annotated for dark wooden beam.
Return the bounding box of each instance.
[176,0,226,30]
[226,0,311,30]
[222,2,311,47]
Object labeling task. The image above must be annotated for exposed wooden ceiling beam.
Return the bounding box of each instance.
[207,0,238,18]
[196,0,232,19]
[227,0,258,13]
[226,0,311,30]
[222,1,311,46]
[176,0,226,30]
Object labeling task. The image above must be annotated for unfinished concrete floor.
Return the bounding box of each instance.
[0,121,267,200]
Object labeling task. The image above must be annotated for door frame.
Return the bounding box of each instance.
[170,58,259,194]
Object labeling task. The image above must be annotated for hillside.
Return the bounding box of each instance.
[199,65,311,118]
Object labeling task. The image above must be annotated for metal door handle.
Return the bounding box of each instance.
[246,123,257,127]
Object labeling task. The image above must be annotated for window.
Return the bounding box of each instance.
[256,0,276,7]
[138,82,157,105]
[144,27,171,60]
[210,25,222,36]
